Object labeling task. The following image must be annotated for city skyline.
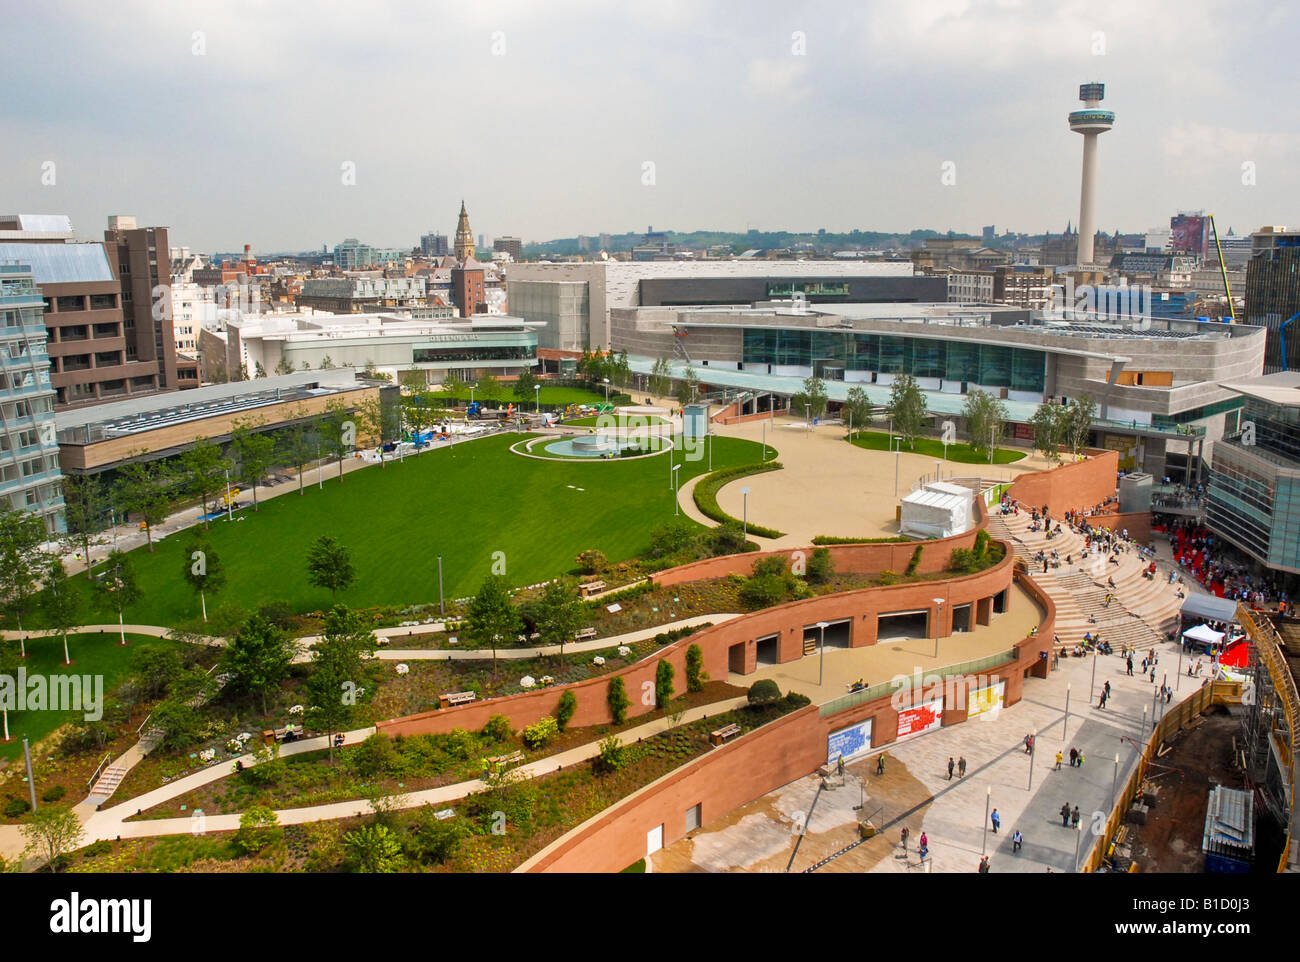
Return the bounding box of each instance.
[3,0,1297,252]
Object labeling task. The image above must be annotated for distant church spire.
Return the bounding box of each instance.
[454,200,475,262]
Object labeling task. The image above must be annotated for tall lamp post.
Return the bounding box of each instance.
[603,377,610,405]
[672,464,682,516]
[741,486,751,538]
[762,420,768,461]
[805,403,811,433]
[815,620,829,686]
[534,383,540,414]
[982,786,991,855]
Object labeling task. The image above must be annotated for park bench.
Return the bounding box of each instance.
[439,691,477,709]
[709,723,742,746]
[487,750,525,768]
[578,581,607,598]
[574,627,598,642]
[262,725,309,746]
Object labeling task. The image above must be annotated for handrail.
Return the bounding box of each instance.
[87,752,112,788]
[1237,606,1299,748]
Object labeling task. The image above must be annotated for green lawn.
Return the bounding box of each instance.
[849,430,1026,465]
[62,433,770,628]
[0,632,172,761]
[564,414,669,427]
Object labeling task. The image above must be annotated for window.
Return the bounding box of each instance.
[55,295,84,312]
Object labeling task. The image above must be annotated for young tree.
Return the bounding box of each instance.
[306,536,355,600]
[1029,402,1067,463]
[441,372,466,402]
[182,537,226,622]
[843,386,874,436]
[319,401,355,483]
[273,356,295,376]
[343,823,404,873]
[305,605,376,763]
[676,365,700,407]
[230,417,276,510]
[254,361,267,379]
[178,437,230,529]
[475,373,501,404]
[685,643,706,693]
[655,658,676,708]
[1063,395,1097,458]
[887,373,928,449]
[535,579,584,665]
[792,375,829,421]
[96,550,142,645]
[649,357,672,399]
[963,389,1009,460]
[21,805,83,872]
[223,614,297,714]
[357,394,401,468]
[41,560,81,665]
[61,474,109,566]
[612,350,631,388]
[513,368,539,401]
[280,411,320,495]
[0,501,51,634]
[607,676,630,725]
[112,458,173,551]
[467,574,522,676]
[319,354,336,369]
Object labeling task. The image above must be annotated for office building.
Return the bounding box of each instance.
[420,231,449,258]
[104,216,180,391]
[493,236,523,262]
[1244,226,1300,373]
[296,276,428,314]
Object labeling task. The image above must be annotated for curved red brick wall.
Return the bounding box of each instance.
[1006,449,1119,517]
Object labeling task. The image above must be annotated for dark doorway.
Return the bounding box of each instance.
[755,634,779,667]
[877,610,929,641]
[952,604,973,633]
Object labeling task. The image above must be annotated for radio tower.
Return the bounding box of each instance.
[1068,83,1115,265]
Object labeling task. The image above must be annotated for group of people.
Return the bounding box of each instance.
[1161,518,1287,610]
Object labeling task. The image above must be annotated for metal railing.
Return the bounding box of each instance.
[87,752,112,788]
[818,648,1018,717]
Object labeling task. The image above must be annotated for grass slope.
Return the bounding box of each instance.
[849,430,1026,465]
[65,433,769,628]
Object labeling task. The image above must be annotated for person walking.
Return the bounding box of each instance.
[1071,806,1081,828]
[1012,829,1023,854]
[1060,802,1071,827]
[1077,750,1085,768]
[1098,690,1107,709]
[876,754,886,776]
[919,831,928,853]
[1127,656,1134,677]
[947,757,955,780]
[990,808,1001,834]
[958,756,967,777]
[837,754,845,778]
[978,856,990,873]
[900,826,909,852]
[1054,750,1063,771]
[1069,747,1078,767]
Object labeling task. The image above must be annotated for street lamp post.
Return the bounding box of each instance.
[805,403,811,433]
[672,464,682,516]
[741,486,751,538]
[817,621,828,686]
[603,377,610,405]
[761,420,768,461]
[1089,648,1097,702]
[932,597,944,658]
[437,555,445,619]
[895,448,901,497]
[1028,728,1037,791]
[1064,683,1071,740]
[1112,752,1120,809]
[534,383,540,414]
[982,786,991,855]
[225,469,234,522]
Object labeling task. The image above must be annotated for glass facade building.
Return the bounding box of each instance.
[0,264,64,534]
[1207,395,1300,574]
[740,328,1046,393]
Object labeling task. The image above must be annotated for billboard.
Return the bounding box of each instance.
[827,719,873,765]
[967,680,1006,718]
[896,697,944,740]
[1170,214,1208,259]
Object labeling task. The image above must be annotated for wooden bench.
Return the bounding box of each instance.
[487,750,525,769]
[574,627,598,642]
[709,723,742,746]
[262,725,310,746]
[578,581,607,598]
[439,691,477,709]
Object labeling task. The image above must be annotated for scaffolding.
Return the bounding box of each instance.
[1235,606,1300,870]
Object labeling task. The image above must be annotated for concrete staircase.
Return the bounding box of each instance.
[987,511,1182,652]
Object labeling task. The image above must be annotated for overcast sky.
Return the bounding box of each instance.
[4,0,1296,252]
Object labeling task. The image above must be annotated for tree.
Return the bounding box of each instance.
[685,643,706,693]
[792,375,829,421]
[234,805,282,856]
[843,385,874,435]
[1063,395,1097,458]
[319,401,354,483]
[306,536,355,600]
[178,437,230,529]
[887,373,928,449]
[655,658,675,708]
[748,679,781,705]
[181,537,226,622]
[112,458,172,551]
[96,550,141,645]
[358,394,401,468]
[513,368,539,401]
[306,605,376,763]
[806,546,835,584]
[677,365,700,407]
[607,676,630,725]
[274,356,295,376]
[319,354,336,369]
[223,615,297,714]
[61,474,108,566]
[254,361,267,379]
[230,417,276,510]
[441,372,466,401]
[475,373,501,404]
[277,407,318,495]
[535,579,584,665]
[555,689,577,731]
[467,574,522,676]
[1030,402,1067,463]
[41,561,80,665]
[963,389,1009,460]
[344,823,404,873]
[649,357,672,399]
[612,350,631,388]
[0,501,51,634]
[21,805,83,871]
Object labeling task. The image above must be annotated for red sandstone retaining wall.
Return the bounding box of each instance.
[1006,449,1118,518]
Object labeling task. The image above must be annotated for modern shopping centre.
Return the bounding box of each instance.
[611,302,1266,482]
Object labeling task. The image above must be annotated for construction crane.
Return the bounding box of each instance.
[1208,214,1237,323]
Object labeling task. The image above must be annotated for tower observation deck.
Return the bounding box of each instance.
[1069,83,1114,265]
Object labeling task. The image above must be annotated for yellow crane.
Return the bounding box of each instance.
[1208,214,1237,323]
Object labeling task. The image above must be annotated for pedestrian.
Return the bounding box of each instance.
[1098,690,1107,709]
[837,753,845,777]
[1071,806,1081,828]
[1150,667,1156,684]
[877,754,886,776]
[1078,751,1085,768]
[1054,750,1063,771]
[1024,733,1033,754]
[958,756,967,777]
[991,808,1001,834]
[920,831,928,851]
[1104,680,1111,697]
[1060,802,1071,827]
[978,856,990,873]
[1012,829,1023,853]
[947,757,955,780]
[1069,747,1078,767]
[1127,656,1134,677]
[900,826,909,852]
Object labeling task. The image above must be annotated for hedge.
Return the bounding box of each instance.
[811,534,912,545]
[692,462,786,539]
